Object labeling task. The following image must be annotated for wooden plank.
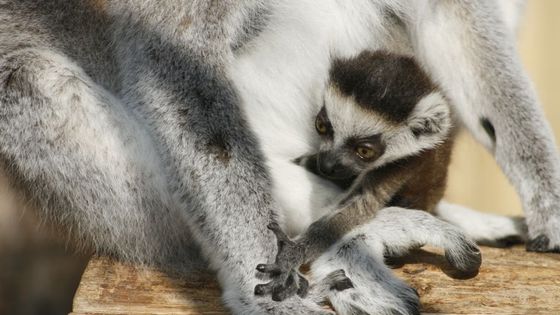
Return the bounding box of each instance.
[72,257,226,315]
[72,246,560,315]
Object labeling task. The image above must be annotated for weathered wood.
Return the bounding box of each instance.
[72,246,560,315]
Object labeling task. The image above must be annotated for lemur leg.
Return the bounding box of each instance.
[255,155,429,300]
[308,207,480,315]
[0,47,331,315]
[404,1,560,251]
[0,48,201,272]
[435,201,527,248]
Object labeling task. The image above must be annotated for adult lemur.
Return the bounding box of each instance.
[0,1,557,314]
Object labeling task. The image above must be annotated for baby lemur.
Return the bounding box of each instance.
[255,51,474,301]
[300,51,454,213]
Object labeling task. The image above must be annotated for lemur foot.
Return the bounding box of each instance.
[444,241,482,276]
[527,235,560,253]
[255,223,308,301]
[526,212,560,253]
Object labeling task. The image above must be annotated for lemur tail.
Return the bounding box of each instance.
[435,201,527,248]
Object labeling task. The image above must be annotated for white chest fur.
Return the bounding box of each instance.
[229,0,397,235]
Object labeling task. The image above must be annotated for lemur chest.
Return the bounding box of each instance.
[230,0,409,160]
[229,0,412,231]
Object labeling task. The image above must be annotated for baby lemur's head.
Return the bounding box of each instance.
[314,50,451,180]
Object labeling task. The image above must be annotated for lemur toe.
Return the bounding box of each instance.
[254,282,273,296]
[269,271,307,301]
[256,263,281,275]
[323,269,354,292]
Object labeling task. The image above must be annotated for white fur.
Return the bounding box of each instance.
[435,200,527,243]
[229,0,397,232]
[323,86,451,166]
[496,0,527,33]
[309,207,478,315]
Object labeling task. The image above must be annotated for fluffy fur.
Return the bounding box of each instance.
[0,1,558,314]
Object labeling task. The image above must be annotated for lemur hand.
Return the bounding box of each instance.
[254,223,309,301]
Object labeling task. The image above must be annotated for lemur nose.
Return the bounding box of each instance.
[317,154,339,176]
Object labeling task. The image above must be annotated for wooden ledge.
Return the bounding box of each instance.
[71,246,560,315]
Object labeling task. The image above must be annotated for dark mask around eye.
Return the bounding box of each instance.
[346,134,385,163]
[315,106,334,138]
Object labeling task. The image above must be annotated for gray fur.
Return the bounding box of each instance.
[254,51,457,301]
[308,207,480,315]
[403,1,560,250]
[0,1,558,314]
[0,1,330,314]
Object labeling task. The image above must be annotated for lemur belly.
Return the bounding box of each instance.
[229,0,402,236]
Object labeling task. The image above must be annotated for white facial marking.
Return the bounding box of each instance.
[324,87,451,168]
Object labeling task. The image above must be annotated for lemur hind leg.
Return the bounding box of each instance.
[0,47,202,273]
[308,207,480,315]
[405,0,560,252]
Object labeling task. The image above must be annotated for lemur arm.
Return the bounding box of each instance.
[403,0,560,251]
[107,3,333,314]
[255,155,424,301]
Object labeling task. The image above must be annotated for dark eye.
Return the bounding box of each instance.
[315,116,328,135]
[355,145,376,161]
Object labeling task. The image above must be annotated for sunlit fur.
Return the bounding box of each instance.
[322,88,452,172]
[0,0,558,314]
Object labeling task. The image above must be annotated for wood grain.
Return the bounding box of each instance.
[72,246,560,315]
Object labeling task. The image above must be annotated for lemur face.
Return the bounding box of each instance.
[312,51,452,180]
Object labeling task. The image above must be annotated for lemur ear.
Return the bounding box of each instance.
[408,92,451,138]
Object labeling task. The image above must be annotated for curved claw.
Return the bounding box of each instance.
[254,282,273,296]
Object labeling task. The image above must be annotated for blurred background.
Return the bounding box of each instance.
[0,1,558,315]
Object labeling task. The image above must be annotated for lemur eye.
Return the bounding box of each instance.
[315,116,328,135]
[355,146,376,160]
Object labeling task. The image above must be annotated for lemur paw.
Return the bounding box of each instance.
[526,212,560,253]
[255,223,308,301]
[527,235,560,253]
[444,240,482,276]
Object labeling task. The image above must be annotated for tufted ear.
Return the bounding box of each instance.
[408,92,452,138]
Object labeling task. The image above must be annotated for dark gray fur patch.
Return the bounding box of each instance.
[480,117,496,144]
[207,132,232,164]
[329,50,436,123]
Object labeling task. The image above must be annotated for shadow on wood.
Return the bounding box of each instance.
[71,246,560,315]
